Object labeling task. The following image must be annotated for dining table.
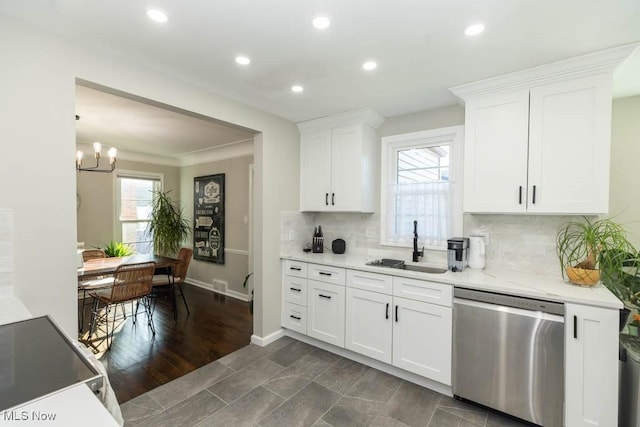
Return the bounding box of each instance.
[78,253,180,281]
[77,254,181,335]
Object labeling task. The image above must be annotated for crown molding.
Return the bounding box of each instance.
[449,43,639,103]
[178,139,254,166]
[297,107,386,132]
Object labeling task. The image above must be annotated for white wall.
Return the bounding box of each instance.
[610,95,640,247]
[0,16,299,338]
[180,155,253,299]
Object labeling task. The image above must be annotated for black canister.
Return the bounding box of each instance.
[332,239,346,254]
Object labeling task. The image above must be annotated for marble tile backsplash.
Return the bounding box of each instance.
[0,209,14,296]
[282,211,583,276]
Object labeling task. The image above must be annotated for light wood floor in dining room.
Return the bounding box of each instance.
[78,283,253,404]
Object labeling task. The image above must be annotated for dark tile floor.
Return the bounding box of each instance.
[120,337,531,427]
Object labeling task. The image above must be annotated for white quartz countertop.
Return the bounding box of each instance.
[281,253,623,310]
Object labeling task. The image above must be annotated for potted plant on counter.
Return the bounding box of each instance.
[148,190,190,257]
[556,216,635,287]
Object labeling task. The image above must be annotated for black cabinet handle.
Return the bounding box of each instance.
[331,193,335,205]
[290,267,301,271]
[573,315,577,339]
[290,287,301,292]
[319,294,332,299]
[319,272,332,277]
[395,305,399,322]
[290,315,301,320]
[532,185,537,204]
[325,193,329,205]
[385,303,389,319]
[518,186,522,204]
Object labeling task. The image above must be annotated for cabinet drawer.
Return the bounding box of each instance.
[282,303,307,334]
[393,277,452,307]
[284,276,307,305]
[284,260,307,278]
[308,263,346,286]
[347,269,392,295]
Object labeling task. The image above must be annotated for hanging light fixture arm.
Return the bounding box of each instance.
[76,142,117,173]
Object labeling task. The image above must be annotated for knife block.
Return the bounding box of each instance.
[312,236,323,253]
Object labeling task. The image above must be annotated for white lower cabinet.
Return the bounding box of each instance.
[345,287,393,363]
[344,272,452,385]
[392,296,452,385]
[564,303,619,426]
[307,280,346,347]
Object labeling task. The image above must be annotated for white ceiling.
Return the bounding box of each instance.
[2,1,640,160]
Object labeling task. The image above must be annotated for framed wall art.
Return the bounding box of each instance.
[193,174,225,264]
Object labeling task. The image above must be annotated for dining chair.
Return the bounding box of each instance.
[151,247,193,320]
[88,261,156,350]
[82,248,106,262]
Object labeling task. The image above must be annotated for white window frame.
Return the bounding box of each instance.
[380,125,464,250]
[114,170,164,252]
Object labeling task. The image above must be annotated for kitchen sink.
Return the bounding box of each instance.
[365,259,447,274]
[394,264,448,274]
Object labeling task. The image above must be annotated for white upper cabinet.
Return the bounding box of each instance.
[451,45,636,215]
[527,76,612,214]
[463,91,530,213]
[298,109,385,212]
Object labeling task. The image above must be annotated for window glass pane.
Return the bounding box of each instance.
[122,222,153,254]
[119,178,156,221]
[397,145,449,184]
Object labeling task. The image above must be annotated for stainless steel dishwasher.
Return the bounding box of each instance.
[453,287,565,427]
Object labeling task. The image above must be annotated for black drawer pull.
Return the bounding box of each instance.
[331,193,335,205]
[518,186,522,204]
[385,303,389,319]
[325,193,329,205]
[319,294,332,299]
[532,185,537,204]
[290,315,301,320]
[290,287,301,292]
[573,315,577,339]
[319,272,332,276]
[290,267,301,271]
[395,305,398,322]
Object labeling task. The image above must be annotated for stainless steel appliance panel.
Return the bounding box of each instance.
[453,289,564,427]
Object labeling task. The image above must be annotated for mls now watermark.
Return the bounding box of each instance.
[2,410,57,422]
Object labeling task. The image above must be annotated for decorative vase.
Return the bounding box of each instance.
[629,324,639,336]
[565,266,600,286]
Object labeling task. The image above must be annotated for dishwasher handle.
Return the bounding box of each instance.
[454,297,564,323]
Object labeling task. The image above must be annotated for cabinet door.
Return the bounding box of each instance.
[463,91,530,213]
[528,75,612,214]
[307,280,345,347]
[393,296,452,385]
[300,129,332,211]
[330,124,364,211]
[564,303,618,426]
[345,288,392,363]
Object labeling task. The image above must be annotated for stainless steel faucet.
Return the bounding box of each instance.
[412,220,424,262]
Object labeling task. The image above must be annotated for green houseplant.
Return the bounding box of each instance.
[556,216,636,287]
[148,190,190,257]
[102,240,134,257]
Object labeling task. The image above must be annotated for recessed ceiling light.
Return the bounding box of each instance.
[291,85,304,93]
[465,23,485,36]
[362,61,377,71]
[147,9,168,23]
[235,56,251,65]
[312,16,331,30]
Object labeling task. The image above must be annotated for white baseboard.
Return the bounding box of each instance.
[186,277,250,302]
[283,330,453,398]
[251,328,285,347]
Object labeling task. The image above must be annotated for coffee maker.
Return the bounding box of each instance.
[447,237,469,272]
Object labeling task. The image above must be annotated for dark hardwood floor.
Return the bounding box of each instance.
[78,283,253,403]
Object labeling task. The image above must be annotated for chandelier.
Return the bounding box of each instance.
[76,142,117,173]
